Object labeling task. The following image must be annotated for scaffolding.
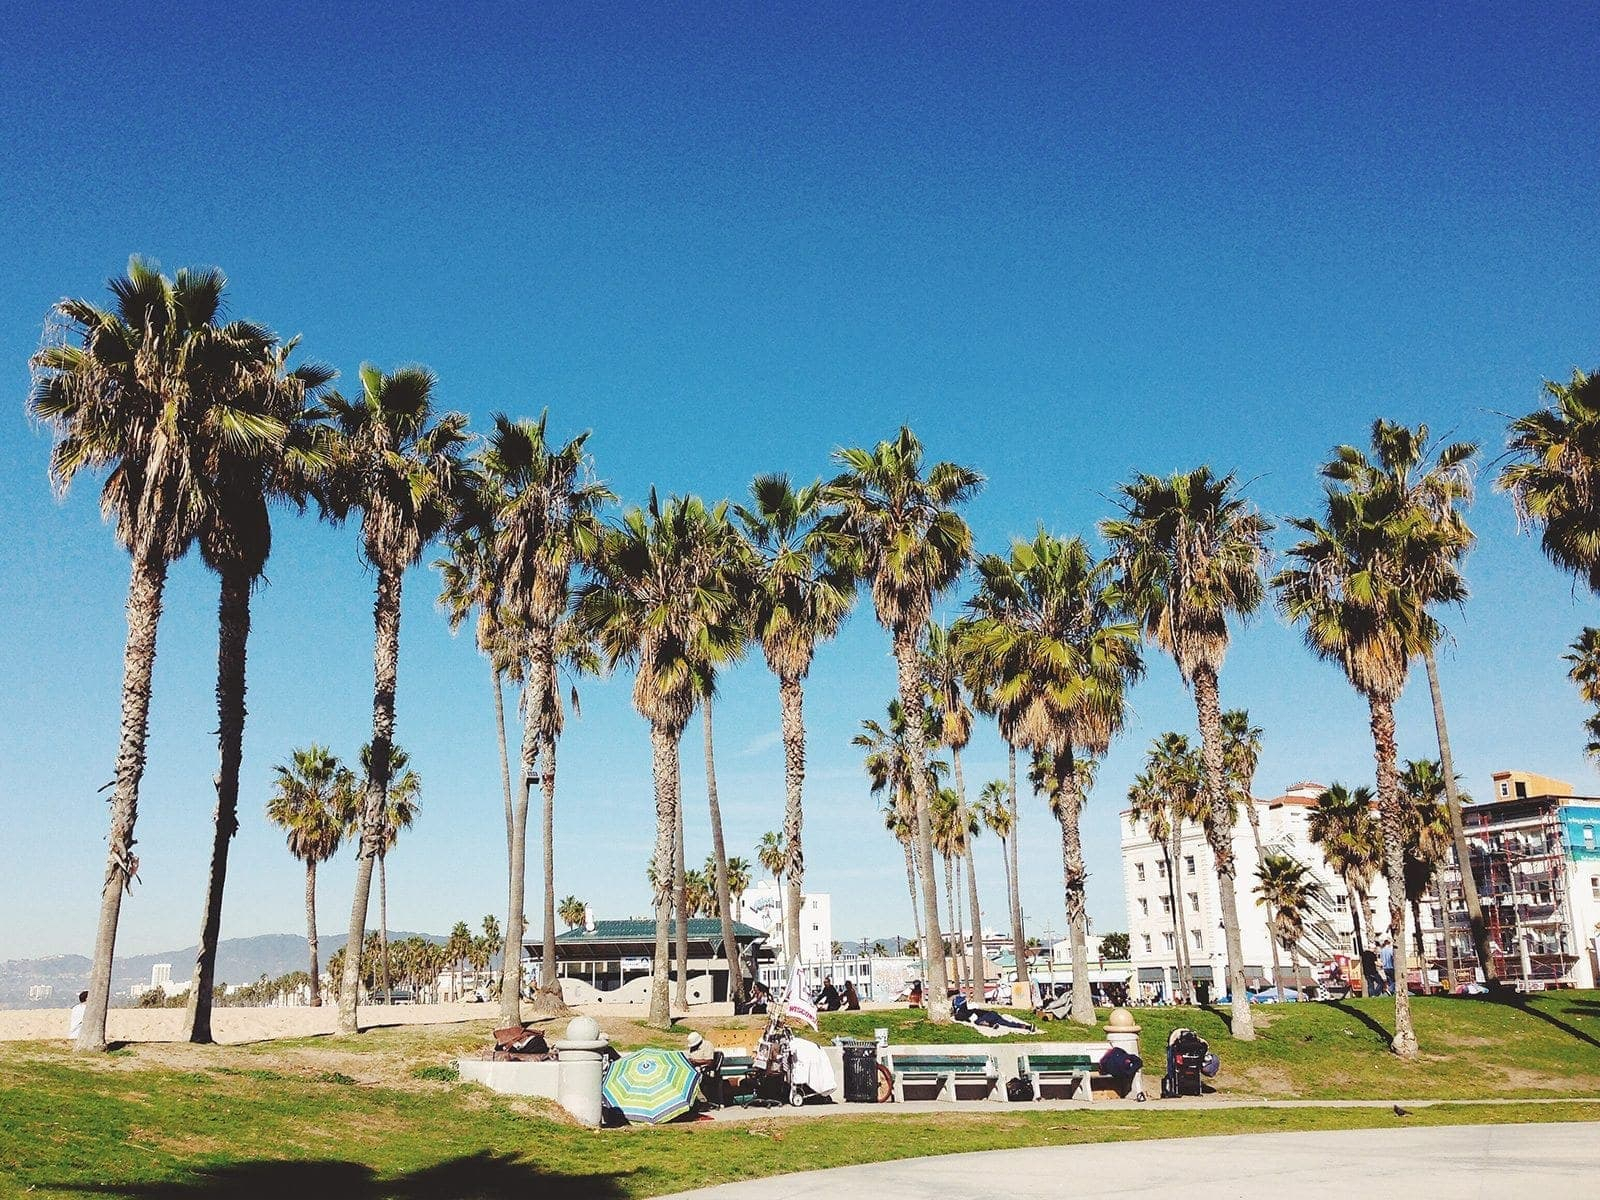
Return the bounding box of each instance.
[1430,797,1579,988]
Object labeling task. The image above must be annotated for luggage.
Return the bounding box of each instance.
[1161,1027,1208,1098]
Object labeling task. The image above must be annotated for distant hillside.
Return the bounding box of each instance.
[0,932,446,1009]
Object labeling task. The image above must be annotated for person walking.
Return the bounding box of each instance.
[1380,939,1396,995]
[68,990,88,1041]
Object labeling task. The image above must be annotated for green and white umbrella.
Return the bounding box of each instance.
[602,1048,700,1124]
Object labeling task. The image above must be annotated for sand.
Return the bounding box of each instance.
[0,1000,502,1044]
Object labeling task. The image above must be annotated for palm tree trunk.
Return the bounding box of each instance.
[378,853,390,1001]
[306,860,322,1007]
[1242,794,1276,988]
[1166,830,1193,1002]
[1054,747,1096,1025]
[648,721,681,1027]
[1193,664,1255,1040]
[1369,694,1419,1058]
[1423,645,1495,985]
[893,634,951,1022]
[79,554,168,1052]
[951,747,984,992]
[902,837,923,958]
[965,839,984,1002]
[339,565,404,1036]
[186,568,252,1043]
[779,675,806,965]
[531,725,568,1016]
[1006,740,1025,1000]
[493,666,514,899]
[944,855,960,990]
[502,635,550,1026]
[1269,930,1283,1001]
[673,781,689,1010]
[703,698,743,1004]
[1292,945,1303,998]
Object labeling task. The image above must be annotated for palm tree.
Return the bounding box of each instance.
[856,700,945,978]
[1142,733,1205,1002]
[481,913,503,981]
[1564,628,1600,760]
[1102,466,1271,1041]
[962,658,1028,996]
[757,832,786,888]
[30,258,301,1051]
[447,921,473,1001]
[265,745,357,1007]
[577,493,745,1027]
[724,857,753,919]
[1307,782,1384,979]
[965,531,1143,1024]
[558,896,587,930]
[924,620,984,990]
[736,474,855,964]
[1398,759,1458,972]
[823,428,982,1023]
[931,787,966,987]
[472,412,610,1022]
[977,779,1015,965]
[1332,418,1495,986]
[1274,465,1455,1058]
[322,363,468,1035]
[360,742,421,1003]
[1500,368,1600,590]
[1254,852,1323,1000]
[1220,709,1272,989]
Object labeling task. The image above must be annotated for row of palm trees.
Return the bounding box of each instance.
[31,256,1596,1056]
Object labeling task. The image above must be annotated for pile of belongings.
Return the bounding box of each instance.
[491,1024,553,1061]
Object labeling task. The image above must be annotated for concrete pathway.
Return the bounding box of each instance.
[656,1122,1600,1197]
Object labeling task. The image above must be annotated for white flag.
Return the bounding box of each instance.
[782,959,817,1030]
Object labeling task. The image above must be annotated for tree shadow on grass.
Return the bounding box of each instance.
[1198,1002,1232,1036]
[1475,994,1600,1053]
[50,1151,631,1200]
[1323,1000,1394,1050]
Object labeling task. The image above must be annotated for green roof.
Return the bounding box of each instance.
[551,919,766,943]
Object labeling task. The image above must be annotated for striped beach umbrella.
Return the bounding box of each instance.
[602,1048,700,1124]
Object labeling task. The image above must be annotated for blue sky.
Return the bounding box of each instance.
[1,4,1597,961]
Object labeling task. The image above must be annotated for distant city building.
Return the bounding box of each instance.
[741,879,833,965]
[27,984,53,1002]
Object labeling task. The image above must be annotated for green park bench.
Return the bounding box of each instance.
[1016,1052,1096,1100]
[885,1051,1000,1101]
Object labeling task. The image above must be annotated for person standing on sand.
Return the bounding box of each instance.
[68,991,88,1041]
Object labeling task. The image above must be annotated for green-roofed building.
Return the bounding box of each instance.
[531,918,771,1001]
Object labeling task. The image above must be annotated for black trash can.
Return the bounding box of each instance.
[840,1040,879,1103]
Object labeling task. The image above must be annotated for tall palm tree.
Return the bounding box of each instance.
[1102,467,1271,1041]
[1307,783,1383,976]
[856,700,945,973]
[323,363,468,1035]
[360,742,421,1002]
[185,337,336,1044]
[736,474,855,963]
[577,493,744,1027]
[824,428,982,1023]
[977,779,1014,961]
[1254,852,1323,1000]
[1144,733,1205,1001]
[30,258,299,1051]
[1220,709,1274,988]
[964,531,1143,1024]
[1274,472,1458,1058]
[265,745,357,1007]
[1331,419,1495,985]
[931,786,973,988]
[1564,628,1600,760]
[1126,769,1185,995]
[558,896,586,930]
[473,412,609,1022]
[1398,759,1458,970]
[1500,368,1600,590]
[963,656,1027,993]
[924,621,984,990]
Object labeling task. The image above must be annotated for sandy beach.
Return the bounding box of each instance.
[0,1001,507,1044]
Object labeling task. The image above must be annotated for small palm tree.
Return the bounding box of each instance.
[30,258,301,1051]
[481,914,503,979]
[1500,367,1600,590]
[924,621,984,990]
[1565,628,1600,760]
[736,474,855,965]
[964,531,1142,1024]
[1398,759,1458,970]
[577,493,744,1027]
[977,779,1014,958]
[266,746,357,1007]
[724,857,753,918]
[1102,466,1271,1041]
[1307,782,1383,976]
[558,896,587,930]
[757,832,786,886]
[823,429,980,1023]
[1254,852,1323,999]
[1275,457,1461,1058]
[361,742,421,1004]
[322,364,468,1034]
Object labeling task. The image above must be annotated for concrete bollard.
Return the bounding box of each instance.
[553,1015,610,1127]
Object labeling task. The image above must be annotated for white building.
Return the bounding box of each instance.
[741,879,833,966]
[1121,780,1394,1000]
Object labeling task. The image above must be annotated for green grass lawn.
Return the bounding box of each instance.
[3,992,1598,1199]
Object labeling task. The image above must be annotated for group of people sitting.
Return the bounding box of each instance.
[815,976,861,1011]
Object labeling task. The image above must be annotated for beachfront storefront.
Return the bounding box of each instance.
[538,918,771,1002]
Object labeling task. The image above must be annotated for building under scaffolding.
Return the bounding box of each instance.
[1426,771,1600,990]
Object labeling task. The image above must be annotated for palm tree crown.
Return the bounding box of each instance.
[267,746,356,866]
[1499,368,1600,591]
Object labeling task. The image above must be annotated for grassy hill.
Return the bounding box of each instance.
[1,993,1596,1198]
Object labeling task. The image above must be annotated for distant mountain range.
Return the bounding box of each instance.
[0,932,446,1008]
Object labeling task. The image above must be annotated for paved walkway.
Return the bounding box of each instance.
[657,1122,1600,1197]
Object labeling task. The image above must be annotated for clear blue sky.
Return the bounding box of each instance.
[1,4,1597,961]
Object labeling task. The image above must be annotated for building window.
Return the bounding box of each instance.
[811,923,819,932]
[1188,892,1200,912]
[1585,825,1596,851]
[1185,855,1196,876]
[1191,930,1203,949]
[1138,898,1148,916]
[1136,863,1146,882]
[1160,895,1172,914]
[1499,781,1509,797]
[1142,934,1152,953]
[1157,861,1168,878]
[1333,893,1348,911]
[1162,932,1175,951]
[1592,876,1600,901]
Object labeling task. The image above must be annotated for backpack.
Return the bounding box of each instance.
[1006,1074,1033,1102]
